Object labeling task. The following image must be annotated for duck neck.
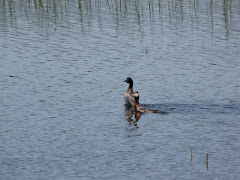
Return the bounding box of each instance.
[128,81,133,89]
[127,86,133,94]
[127,82,133,94]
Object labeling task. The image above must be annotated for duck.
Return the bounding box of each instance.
[133,91,163,113]
[124,77,135,106]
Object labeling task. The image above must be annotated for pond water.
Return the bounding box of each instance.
[1,0,240,179]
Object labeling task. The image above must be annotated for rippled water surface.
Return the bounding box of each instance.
[1,0,240,179]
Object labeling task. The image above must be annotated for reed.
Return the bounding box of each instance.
[190,147,193,161]
[0,0,235,37]
[206,152,209,163]
[206,152,209,171]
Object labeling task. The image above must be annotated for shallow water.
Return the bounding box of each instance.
[1,0,240,179]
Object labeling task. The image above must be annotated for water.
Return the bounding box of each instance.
[0,0,240,179]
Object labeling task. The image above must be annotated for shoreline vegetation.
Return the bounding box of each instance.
[0,0,238,38]
[1,0,236,21]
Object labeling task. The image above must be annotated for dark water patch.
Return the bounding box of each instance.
[141,102,240,116]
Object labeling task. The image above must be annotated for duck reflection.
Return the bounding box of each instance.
[124,105,143,128]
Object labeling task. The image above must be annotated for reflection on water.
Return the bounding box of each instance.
[125,104,168,128]
[1,0,239,39]
[124,105,140,128]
